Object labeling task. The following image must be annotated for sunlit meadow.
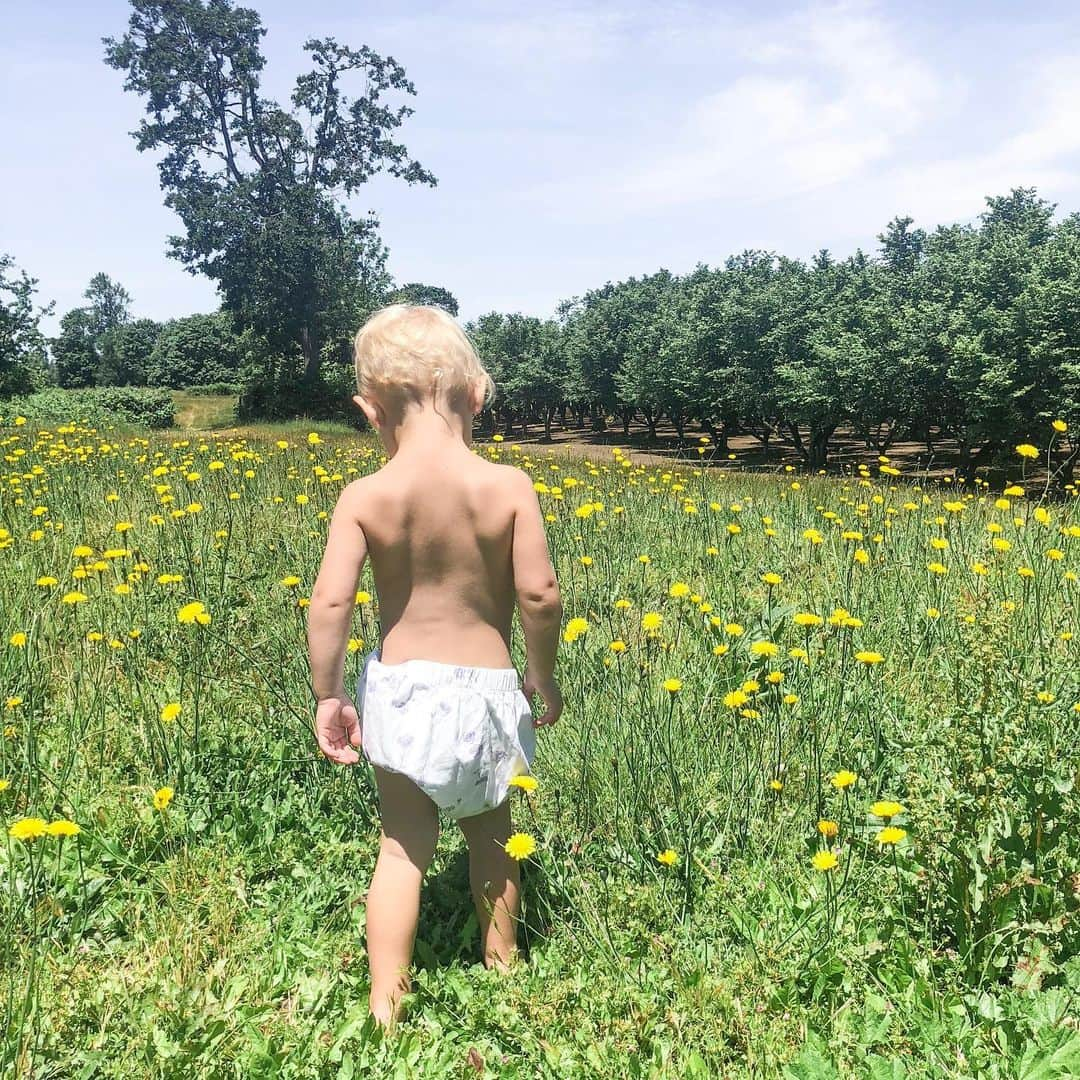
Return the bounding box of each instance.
[2,414,1080,1077]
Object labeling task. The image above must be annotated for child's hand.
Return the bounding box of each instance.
[315,694,362,764]
[523,672,563,728]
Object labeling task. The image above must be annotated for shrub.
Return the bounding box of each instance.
[1,387,175,429]
[236,362,361,427]
[146,313,248,388]
[183,382,242,397]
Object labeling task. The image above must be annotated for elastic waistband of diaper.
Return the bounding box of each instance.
[366,652,522,692]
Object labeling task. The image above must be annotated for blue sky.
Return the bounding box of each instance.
[3,0,1080,333]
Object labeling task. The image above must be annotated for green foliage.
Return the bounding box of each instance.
[388,283,459,315]
[51,306,99,389]
[99,317,162,386]
[0,253,53,398]
[467,187,1079,479]
[470,312,568,437]
[183,381,244,397]
[147,312,249,388]
[236,356,361,426]
[51,273,152,389]
[2,386,175,428]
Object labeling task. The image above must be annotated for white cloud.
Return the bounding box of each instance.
[517,1,953,218]
[860,55,1080,228]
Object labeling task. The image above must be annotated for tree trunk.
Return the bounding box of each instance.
[643,408,659,442]
[671,410,685,442]
[957,439,1000,483]
[786,422,807,462]
[807,423,836,470]
[1052,444,1079,487]
[544,406,554,441]
[300,326,320,382]
[621,407,633,437]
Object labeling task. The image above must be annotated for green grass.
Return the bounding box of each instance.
[1,421,1079,1077]
[170,390,240,431]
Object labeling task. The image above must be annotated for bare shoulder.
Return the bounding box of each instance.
[335,473,381,519]
[474,459,535,502]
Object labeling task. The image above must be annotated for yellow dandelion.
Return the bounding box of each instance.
[177,601,211,626]
[45,819,81,838]
[9,816,47,841]
[877,826,907,846]
[504,832,537,860]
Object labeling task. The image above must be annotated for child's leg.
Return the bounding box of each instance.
[366,765,439,1026]
[457,800,521,968]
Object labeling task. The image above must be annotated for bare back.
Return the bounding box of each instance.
[352,443,521,668]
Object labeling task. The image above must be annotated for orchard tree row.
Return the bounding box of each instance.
[470,188,1080,479]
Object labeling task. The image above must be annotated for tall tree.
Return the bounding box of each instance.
[147,311,248,387]
[614,271,684,439]
[83,273,132,343]
[52,273,136,387]
[0,254,53,397]
[99,318,161,386]
[919,188,1056,477]
[388,283,459,315]
[104,0,435,381]
[51,309,99,389]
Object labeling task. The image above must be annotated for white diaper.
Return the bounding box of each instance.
[356,652,536,819]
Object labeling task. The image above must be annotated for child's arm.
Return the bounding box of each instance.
[307,482,368,763]
[509,469,564,726]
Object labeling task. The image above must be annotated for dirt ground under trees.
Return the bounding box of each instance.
[476,418,1058,488]
[178,393,1068,489]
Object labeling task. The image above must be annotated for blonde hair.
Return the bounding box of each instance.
[353,304,495,410]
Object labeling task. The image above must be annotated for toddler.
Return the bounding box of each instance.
[305,304,564,1028]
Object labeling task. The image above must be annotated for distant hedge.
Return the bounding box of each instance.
[183,382,242,397]
[1,387,175,429]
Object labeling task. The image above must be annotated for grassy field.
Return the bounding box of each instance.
[170,390,241,433]
[2,416,1080,1077]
